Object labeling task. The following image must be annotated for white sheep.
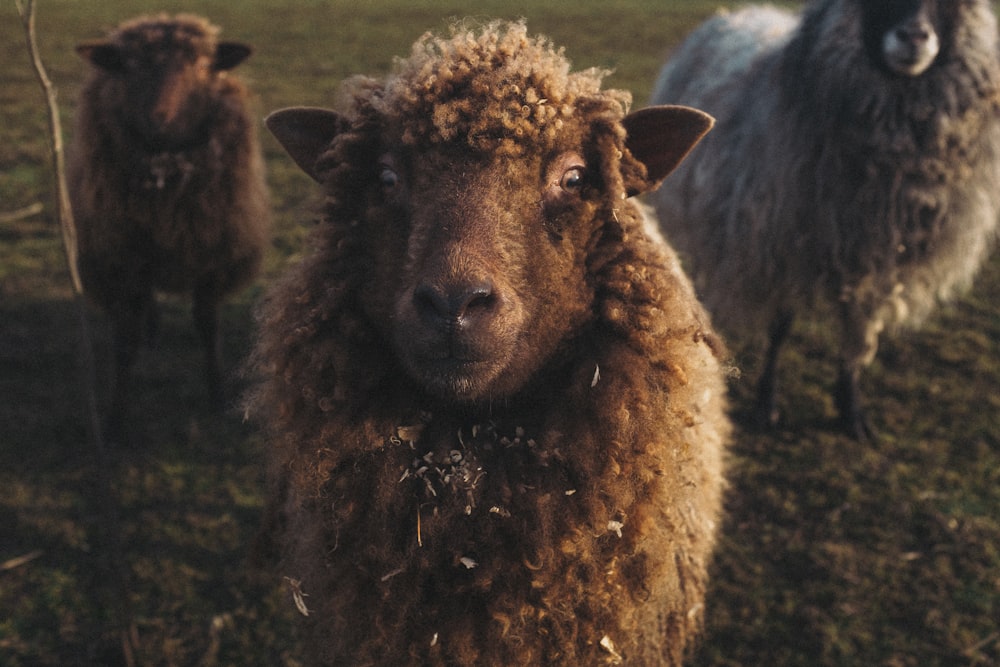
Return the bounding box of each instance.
[649,0,1000,439]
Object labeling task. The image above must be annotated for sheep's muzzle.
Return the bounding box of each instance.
[395,267,526,401]
[388,166,532,402]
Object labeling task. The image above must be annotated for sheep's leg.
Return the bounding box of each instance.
[145,295,161,346]
[753,310,793,427]
[108,290,154,441]
[836,301,882,441]
[834,363,872,441]
[193,284,225,410]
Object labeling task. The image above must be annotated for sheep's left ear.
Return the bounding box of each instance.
[76,41,124,72]
[622,105,714,196]
[214,42,253,71]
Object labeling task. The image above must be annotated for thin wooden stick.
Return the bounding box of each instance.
[15,3,135,665]
[15,0,81,293]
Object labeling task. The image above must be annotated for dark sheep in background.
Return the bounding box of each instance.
[68,13,271,435]
[249,20,729,666]
[649,0,1000,439]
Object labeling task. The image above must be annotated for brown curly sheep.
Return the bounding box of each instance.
[250,21,728,666]
[68,13,271,435]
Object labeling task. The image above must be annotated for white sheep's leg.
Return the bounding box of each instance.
[835,301,883,441]
[193,284,224,410]
[753,310,793,427]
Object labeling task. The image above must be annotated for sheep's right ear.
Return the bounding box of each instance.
[76,41,124,72]
[214,42,253,71]
[622,105,714,196]
[266,107,346,183]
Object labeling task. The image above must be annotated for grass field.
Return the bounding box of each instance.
[1,1,998,665]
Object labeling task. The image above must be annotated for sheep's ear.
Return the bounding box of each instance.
[76,41,124,72]
[266,107,346,183]
[622,105,714,196]
[214,42,253,71]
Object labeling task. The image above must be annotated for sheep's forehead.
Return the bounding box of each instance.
[371,22,630,155]
[406,148,546,192]
[113,15,218,59]
[850,0,978,29]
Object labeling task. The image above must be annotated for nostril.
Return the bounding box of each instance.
[414,284,451,322]
[898,23,930,44]
[461,284,496,316]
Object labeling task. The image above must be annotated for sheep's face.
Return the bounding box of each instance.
[859,0,947,77]
[77,17,251,148]
[266,77,713,405]
[359,139,604,402]
[267,18,712,403]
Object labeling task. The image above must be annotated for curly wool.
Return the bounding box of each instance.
[68,12,271,433]
[252,204,727,667]
[251,20,727,667]
[345,21,631,156]
[69,13,270,302]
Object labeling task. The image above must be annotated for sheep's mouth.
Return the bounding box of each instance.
[407,351,505,395]
[395,336,516,401]
[881,30,939,78]
[885,53,936,76]
[392,281,527,401]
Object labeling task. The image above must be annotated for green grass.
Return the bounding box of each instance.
[1,1,997,665]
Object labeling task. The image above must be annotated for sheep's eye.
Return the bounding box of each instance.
[379,167,399,190]
[560,167,585,193]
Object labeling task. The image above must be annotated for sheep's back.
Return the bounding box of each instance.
[650,6,796,110]
[650,6,800,333]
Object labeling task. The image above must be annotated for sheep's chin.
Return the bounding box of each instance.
[882,30,939,77]
[403,357,511,403]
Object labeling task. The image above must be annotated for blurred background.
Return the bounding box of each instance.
[1,1,996,665]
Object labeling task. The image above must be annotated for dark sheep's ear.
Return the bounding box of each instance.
[266,107,346,183]
[214,42,253,71]
[76,41,124,72]
[622,105,714,196]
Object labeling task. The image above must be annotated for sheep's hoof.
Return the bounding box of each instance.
[838,410,876,443]
[750,382,782,430]
[750,399,781,430]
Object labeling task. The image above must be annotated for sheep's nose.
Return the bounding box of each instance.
[414,280,497,329]
[896,20,931,45]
